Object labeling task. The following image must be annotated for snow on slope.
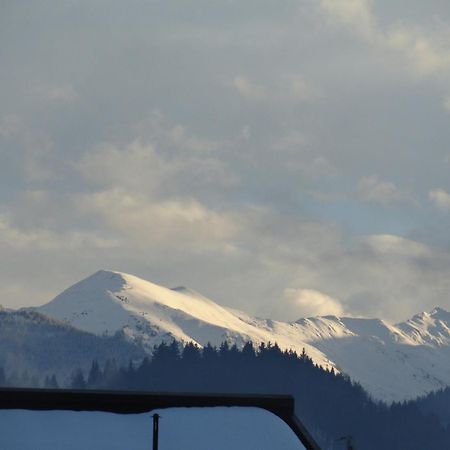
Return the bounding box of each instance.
[292,315,450,402]
[37,270,450,402]
[37,270,330,365]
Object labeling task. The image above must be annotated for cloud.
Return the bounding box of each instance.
[0,116,54,182]
[319,0,450,78]
[0,115,23,138]
[386,26,450,77]
[77,139,238,193]
[38,84,79,104]
[279,288,345,320]
[2,0,450,322]
[357,175,413,206]
[214,207,450,322]
[0,211,121,307]
[134,112,221,154]
[233,76,268,100]
[443,96,450,112]
[78,140,168,193]
[0,214,117,251]
[429,189,450,212]
[291,77,321,101]
[289,232,450,321]
[78,188,240,254]
[78,118,238,198]
[359,234,432,258]
[320,0,376,40]
[233,75,320,104]
[271,131,337,180]
[244,207,450,321]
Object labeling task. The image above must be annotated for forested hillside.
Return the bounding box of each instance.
[34,341,448,450]
[0,309,145,383]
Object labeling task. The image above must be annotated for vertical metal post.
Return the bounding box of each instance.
[152,413,160,450]
[336,436,354,450]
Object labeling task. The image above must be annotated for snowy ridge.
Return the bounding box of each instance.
[37,270,450,402]
[38,270,329,365]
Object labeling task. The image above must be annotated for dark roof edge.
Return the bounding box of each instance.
[0,388,321,450]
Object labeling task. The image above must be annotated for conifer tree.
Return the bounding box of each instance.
[87,360,102,387]
[70,368,86,389]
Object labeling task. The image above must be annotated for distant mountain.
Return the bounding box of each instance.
[0,308,145,382]
[37,270,332,364]
[33,270,450,402]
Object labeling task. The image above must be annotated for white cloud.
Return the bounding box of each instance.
[429,188,450,212]
[443,96,450,112]
[233,76,268,100]
[319,0,450,78]
[357,175,412,206]
[360,234,432,258]
[79,128,237,196]
[34,83,79,105]
[168,124,220,153]
[0,214,117,251]
[386,26,450,77]
[280,288,345,319]
[442,95,450,112]
[134,111,221,154]
[79,140,168,193]
[78,188,240,254]
[47,84,78,103]
[286,231,450,321]
[291,77,321,101]
[273,130,307,151]
[320,0,376,40]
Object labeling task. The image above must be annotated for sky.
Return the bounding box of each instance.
[1,0,450,322]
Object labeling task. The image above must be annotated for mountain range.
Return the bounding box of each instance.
[3,269,450,402]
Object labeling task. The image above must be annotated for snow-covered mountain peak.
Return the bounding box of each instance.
[38,270,334,382]
[403,307,450,324]
[59,269,128,297]
[38,270,329,363]
[395,307,450,349]
[39,269,225,335]
[170,286,208,299]
[34,269,450,403]
[43,269,217,317]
